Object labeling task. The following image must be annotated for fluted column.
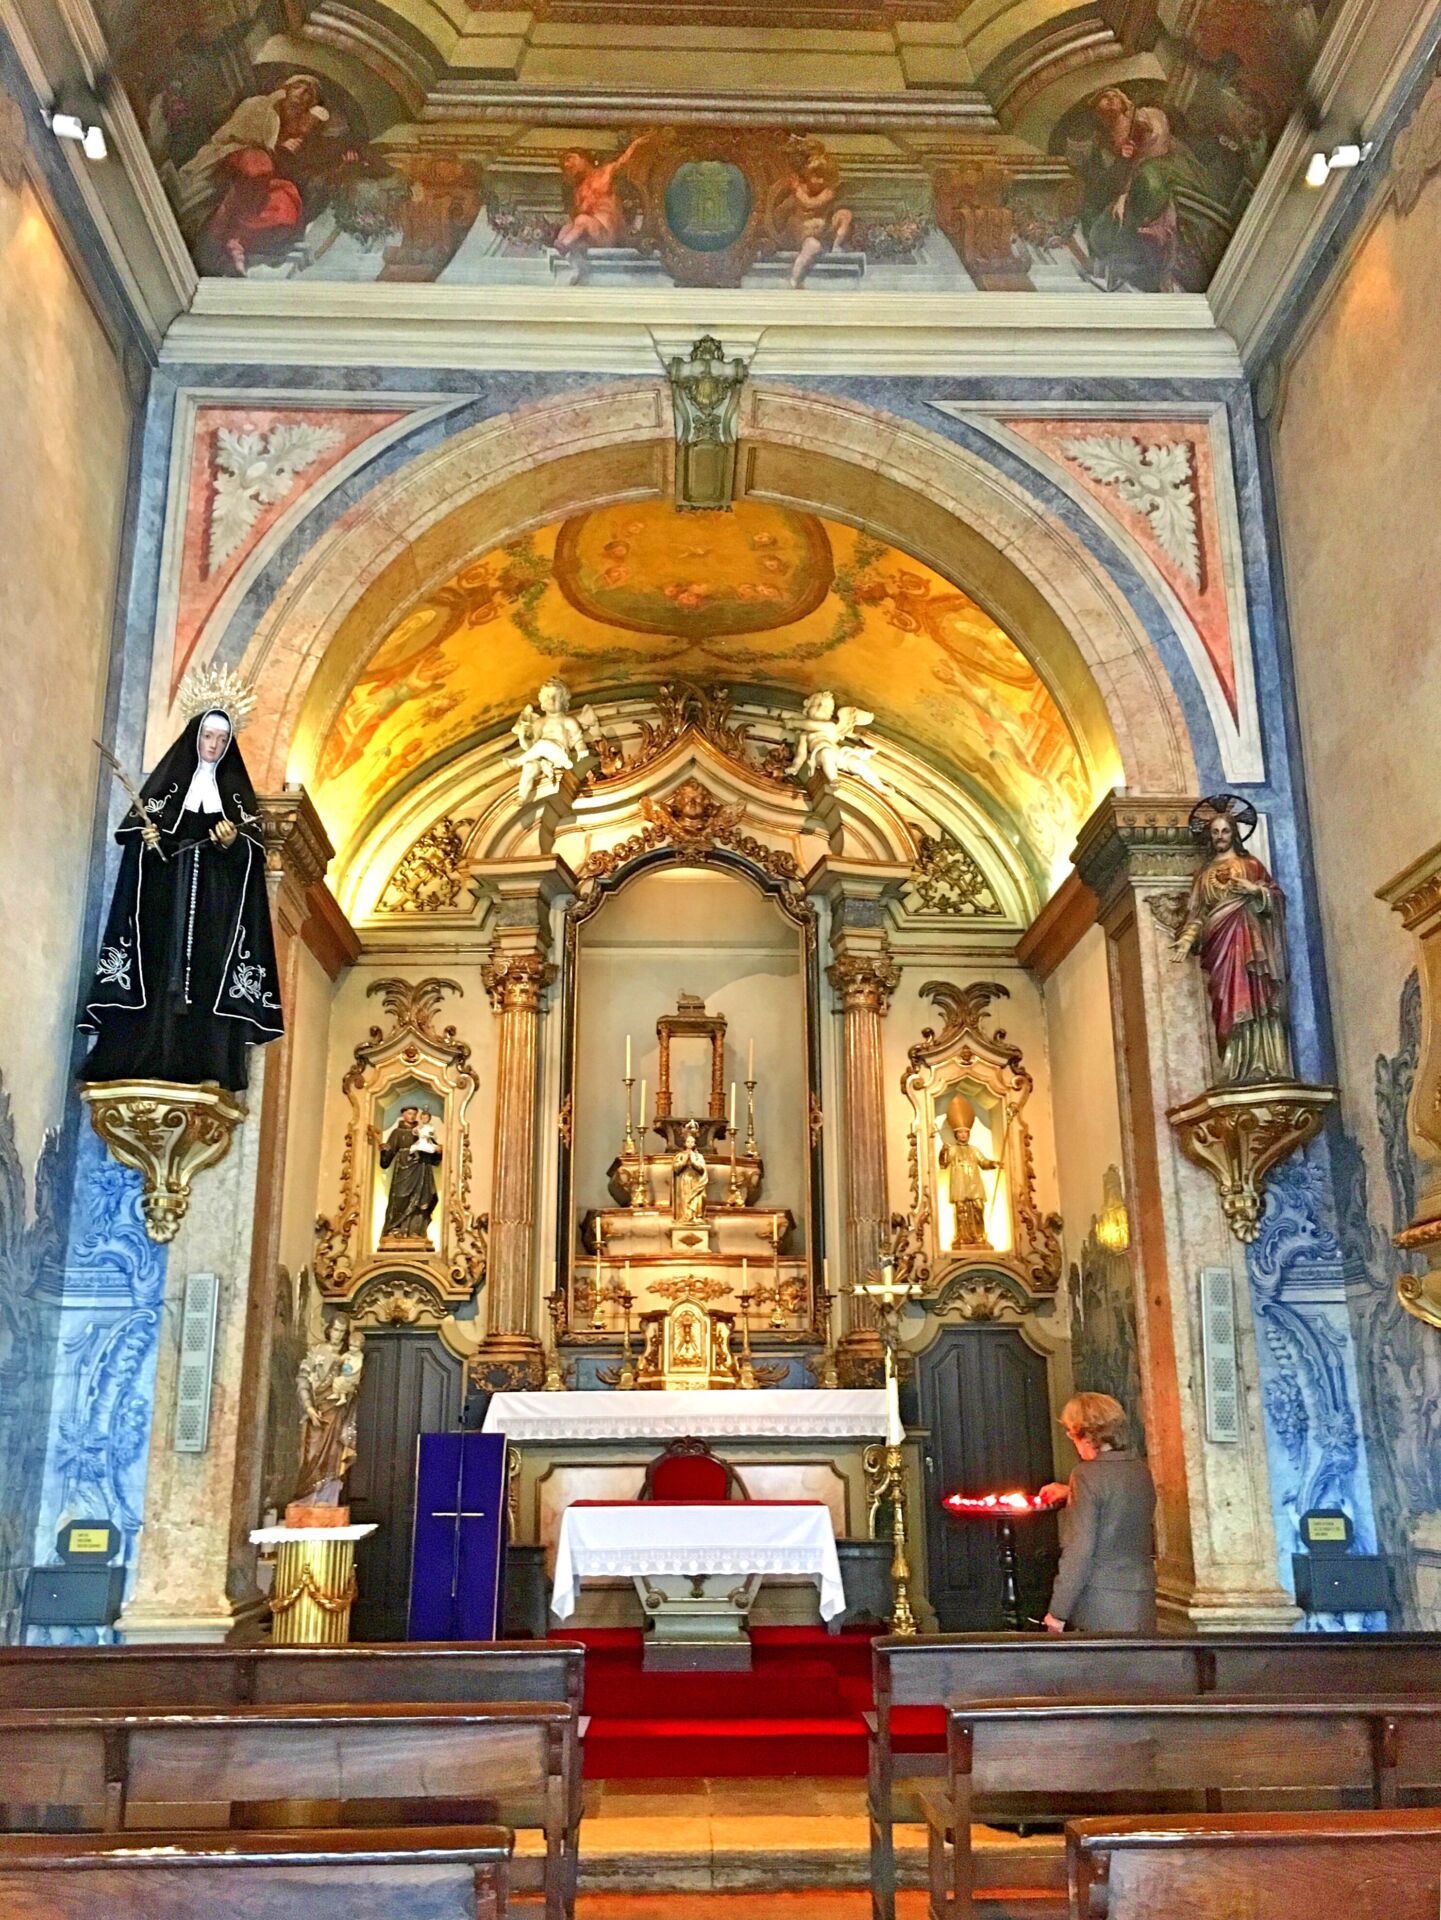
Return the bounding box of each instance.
[829,951,901,1298]
[474,863,569,1391]
[118,788,341,1640]
[1073,793,1298,1630]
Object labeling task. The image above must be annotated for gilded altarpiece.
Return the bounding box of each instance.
[314,978,488,1319]
[901,982,1063,1308]
[552,788,826,1358]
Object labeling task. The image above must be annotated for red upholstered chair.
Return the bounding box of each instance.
[640,1437,749,1503]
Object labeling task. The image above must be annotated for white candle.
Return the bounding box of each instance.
[823,1257,831,1291]
[886,1366,906,1447]
[742,1257,748,1287]
[729,1080,737,1131]
[626,1034,632,1078]
[747,1038,755,1082]
[639,1078,647,1129]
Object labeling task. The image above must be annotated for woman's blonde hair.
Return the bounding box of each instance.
[1061,1392,1129,1451]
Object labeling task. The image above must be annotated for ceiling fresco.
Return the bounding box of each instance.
[111,0,1338,293]
[309,500,1097,873]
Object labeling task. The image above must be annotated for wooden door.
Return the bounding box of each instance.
[348,1329,464,1640]
[917,1324,1059,1630]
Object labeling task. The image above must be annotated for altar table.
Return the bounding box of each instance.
[484,1387,888,1443]
[550,1500,846,1621]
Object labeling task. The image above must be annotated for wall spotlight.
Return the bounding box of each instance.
[47,107,107,162]
[1305,140,1371,188]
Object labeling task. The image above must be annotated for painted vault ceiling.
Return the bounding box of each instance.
[308,499,1099,874]
[110,0,1339,294]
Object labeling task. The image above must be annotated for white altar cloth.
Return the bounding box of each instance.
[551,1502,845,1621]
[485,1387,888,1443]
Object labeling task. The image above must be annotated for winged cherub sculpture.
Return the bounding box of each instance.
[512,677,602,804]
[785,689,885,789]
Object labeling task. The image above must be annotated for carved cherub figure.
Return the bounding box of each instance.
[512,677,601,804]
[785,689,885,788]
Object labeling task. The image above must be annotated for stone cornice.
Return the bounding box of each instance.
[258,787,335,893]
[1378,838,1441,934]
[1070,793,1202,912]
[161,285,1243,380]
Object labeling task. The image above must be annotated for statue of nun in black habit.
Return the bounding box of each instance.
[79,701,283,1094]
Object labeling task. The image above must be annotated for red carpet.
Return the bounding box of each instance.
[560,1626,879,1778]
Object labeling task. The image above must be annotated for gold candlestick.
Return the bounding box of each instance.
[617,1275,637,1390]
[622,1074,637,1156]
[737,1263,757,1390]
[631,1078,648,1208]
[744,1075,758,1157]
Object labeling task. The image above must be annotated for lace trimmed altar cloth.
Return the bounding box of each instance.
[483,1387,888,1443]
[550,1500,845,1621]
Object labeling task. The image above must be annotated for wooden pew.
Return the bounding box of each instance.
[0,1701,574,1920]
[0,1641,586,1713]
[868,1634,1441,1920]
[0,1825,515,1919]
[923,1695,1441,1918]
[1066,1809,1441,1920]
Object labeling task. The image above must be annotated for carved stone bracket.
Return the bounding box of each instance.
[80,1080,247,1244]
[1167,1081,1337,1244]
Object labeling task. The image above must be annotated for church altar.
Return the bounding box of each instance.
[551,1500,845,1623]
[484,1388,888,1443]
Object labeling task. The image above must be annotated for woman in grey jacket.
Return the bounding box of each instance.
[1040,1392,1156,1634]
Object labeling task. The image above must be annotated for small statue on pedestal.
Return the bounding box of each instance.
[294,1314,366,1510]
[1170,795,1293,1086]
[671,1119,709,1224]
[511,677,601,804]
[785,689,884,789]
[373,1103,442,1244]
[940,1094,996,1248]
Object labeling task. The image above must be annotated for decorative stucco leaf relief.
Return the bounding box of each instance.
[1060,435,1201,589]
[207,422,343,575]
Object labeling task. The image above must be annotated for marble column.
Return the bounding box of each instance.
[1072,794,1299,1629]
[117,788,337,1641]
[1378,838,1441,1327]
[818,865,905,1384]
[474,863,569,1390]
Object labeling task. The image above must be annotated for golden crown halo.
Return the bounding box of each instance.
[176,663,259,732]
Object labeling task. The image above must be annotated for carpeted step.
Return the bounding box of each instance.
[583,1657,845,1720]
[584,1714,870,1779]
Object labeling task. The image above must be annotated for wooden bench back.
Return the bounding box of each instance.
[0,1702,573,1834]
[875,1633,1441,1713]
[0,1825,514,1920]
[948,1698,1400,1804]
[0,1643,585,1713]
[1066,1810,1441,1920]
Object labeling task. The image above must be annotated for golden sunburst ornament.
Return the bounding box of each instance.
[176,662,259,732]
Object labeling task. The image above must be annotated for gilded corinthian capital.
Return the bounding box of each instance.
[827,951,901,1015]
[482,953,557,1013]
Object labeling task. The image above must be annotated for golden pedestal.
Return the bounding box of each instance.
[251,1525,375,1645]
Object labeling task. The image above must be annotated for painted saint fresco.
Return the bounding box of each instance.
[310,502,1095,876]
[113,0,1337,292]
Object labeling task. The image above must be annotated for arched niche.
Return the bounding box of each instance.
[557,845,823,1336]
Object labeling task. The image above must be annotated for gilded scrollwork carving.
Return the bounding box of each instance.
[907,828,1002,918]
[903,980,1063,1299]
[80,1081,247,1244]
[584,683,791,791]
[314,977,486,1305]
[827,951,901,1015]
[379,816,478,914]
[1168,1083,1337,1244]
[576,777,801,891]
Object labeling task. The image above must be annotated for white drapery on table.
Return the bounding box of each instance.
[484,1388,888,1443]
[550,1501,846,1621]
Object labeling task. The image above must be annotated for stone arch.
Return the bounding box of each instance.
[219,380,1198,813]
